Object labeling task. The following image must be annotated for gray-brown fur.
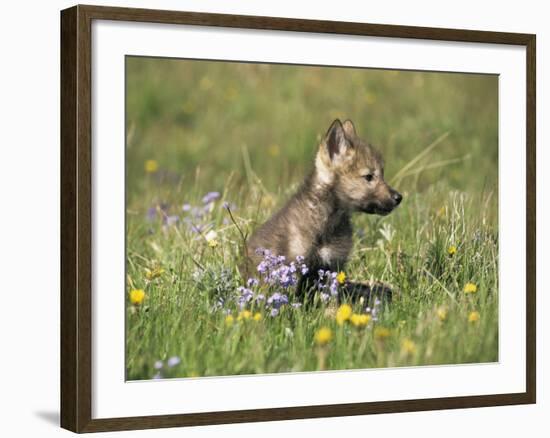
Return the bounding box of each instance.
[245,119,402,296]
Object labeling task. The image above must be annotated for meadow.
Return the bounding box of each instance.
[125,57,499,380]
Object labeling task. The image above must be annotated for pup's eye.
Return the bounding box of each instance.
[363,174,374,182]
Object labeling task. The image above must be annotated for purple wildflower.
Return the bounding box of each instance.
[236,286,254,309]
[146,207,157,222]
[257,261,268,275]
[254,249,304,289]
[164,215,179,227]
[182,217,210,234]
[167,356,181,368]
[153,360,163,370]
[247,278,259,287]
[267,292,289,309]
[329,272,338,296]
[202,191,220,204]
[230,248,310,317]
[315,269,339,299]
[365,298,382,322]
[255,248,270,256]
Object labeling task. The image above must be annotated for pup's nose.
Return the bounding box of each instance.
[392,191,403,205]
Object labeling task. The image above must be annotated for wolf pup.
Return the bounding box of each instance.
[246,119,402,300]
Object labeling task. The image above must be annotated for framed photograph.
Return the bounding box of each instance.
[60,4,536,433]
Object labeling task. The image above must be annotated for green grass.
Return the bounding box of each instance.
[125,57,498,380]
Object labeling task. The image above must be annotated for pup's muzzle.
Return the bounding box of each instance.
[390,189,403,206]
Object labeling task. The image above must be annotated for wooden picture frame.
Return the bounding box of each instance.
[61,4,536,433]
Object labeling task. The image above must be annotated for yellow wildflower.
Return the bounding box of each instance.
[447,245,457,256]
[401,338,417,355]
[144,159,158,173]
[364,92,377,105]
[145,266,165,281]
[199,76,212,91]
[129,289,145,305]
[437,307,448,321]
[253,312,262,322]
[335,304,353,325]
[204,230,218,244]
[374,327,391,340]
[237,310,252,321]
[468,311,480,323]
[336,271,347,284]
[436,206,446,217]
[350,313,371,327]
[225,315,235,326]
[464,282,478,294]
[225,86,238,101]
[268,144,280,157]
[315,327,333,346]
[205,230,219,248]
[261,194,276,209]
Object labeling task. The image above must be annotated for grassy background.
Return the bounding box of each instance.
[125,57,499,380]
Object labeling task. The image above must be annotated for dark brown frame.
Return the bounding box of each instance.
[61,4,536,433]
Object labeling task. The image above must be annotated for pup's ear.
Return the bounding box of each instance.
[325,119,351,161]
[342,119,357,139]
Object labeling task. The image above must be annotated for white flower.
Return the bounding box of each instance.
[204,230,218,242]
